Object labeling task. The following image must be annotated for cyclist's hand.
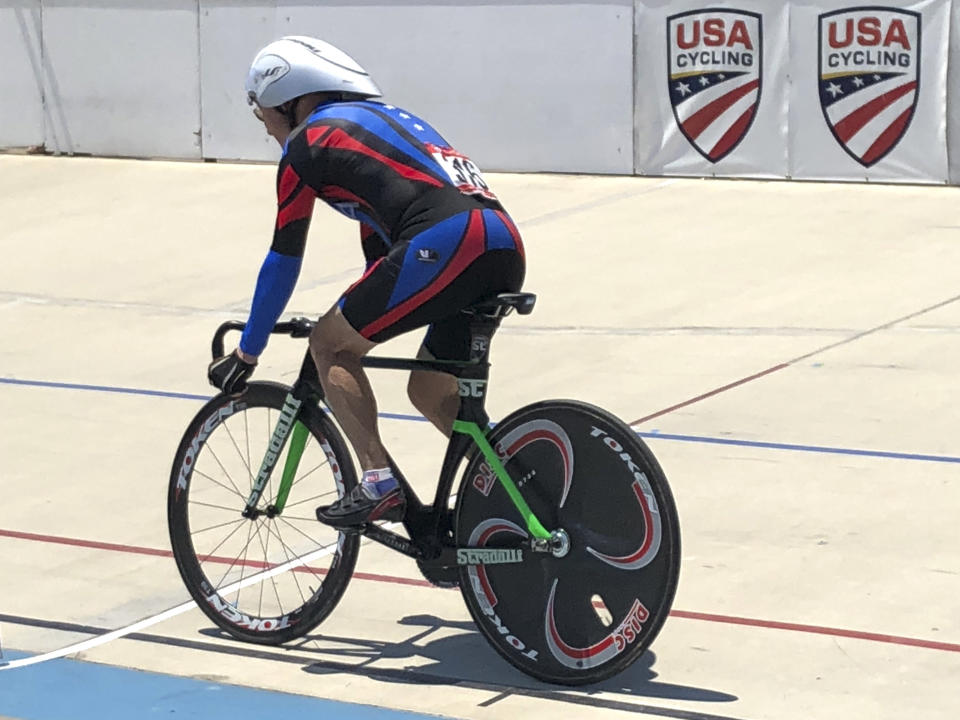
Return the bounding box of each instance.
[208,349,257,394]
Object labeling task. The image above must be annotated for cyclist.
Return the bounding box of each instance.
[208,36,525,528]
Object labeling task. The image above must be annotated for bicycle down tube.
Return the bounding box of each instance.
[218,315,554,540]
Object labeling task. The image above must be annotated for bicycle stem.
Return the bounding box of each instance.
[452,420,552,540]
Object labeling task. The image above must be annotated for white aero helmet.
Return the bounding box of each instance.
[245,36,381,108]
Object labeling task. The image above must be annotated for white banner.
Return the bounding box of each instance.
[788,0,950,182]
[635,0,790,177]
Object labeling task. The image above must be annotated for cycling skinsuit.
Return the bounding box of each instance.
[238,100,525,360]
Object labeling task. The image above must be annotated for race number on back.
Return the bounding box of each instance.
[424,143,497,201]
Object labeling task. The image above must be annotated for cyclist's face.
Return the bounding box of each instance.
[251,103,290,146]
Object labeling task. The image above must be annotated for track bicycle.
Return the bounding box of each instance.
[167,292,680,684]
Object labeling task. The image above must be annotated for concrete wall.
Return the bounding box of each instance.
[199,1,635,173]
[39,0,201,158]
[0,1,44,148]
[1,1,958,181]
[0,1,635,173]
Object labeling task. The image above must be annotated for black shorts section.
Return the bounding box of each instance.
[342,249,524,359]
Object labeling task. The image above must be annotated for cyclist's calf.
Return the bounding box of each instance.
[407,361,459,437]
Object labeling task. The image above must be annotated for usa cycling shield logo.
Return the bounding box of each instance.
[818,8,920,167]
[667,9,762,163]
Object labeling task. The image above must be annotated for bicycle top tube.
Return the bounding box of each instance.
[212,318,490,379]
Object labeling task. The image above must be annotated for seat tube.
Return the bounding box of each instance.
[455,317,498,427]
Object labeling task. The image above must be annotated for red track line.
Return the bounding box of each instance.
[0,528,436,589]
[0,528,173,557]
[3,528,957,653]
[670,610,960,653]
[629,293,960,427]
[630,363,789,426]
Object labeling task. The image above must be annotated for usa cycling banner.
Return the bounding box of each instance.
[788,0,950,182]
[634,1,790,177]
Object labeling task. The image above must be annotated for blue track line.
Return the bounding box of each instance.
[0,377,209,401]
[3,376,959,464]
[637,432,960,465]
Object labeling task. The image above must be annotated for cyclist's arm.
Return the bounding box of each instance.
[238,155,316,357]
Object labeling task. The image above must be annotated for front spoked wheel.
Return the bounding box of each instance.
[455,400,681,684]
[167,382,359,644]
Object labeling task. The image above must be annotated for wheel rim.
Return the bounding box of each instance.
[174,400,352,634]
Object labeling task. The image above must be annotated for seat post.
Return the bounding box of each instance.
[452,292,535,425]
[468,316,501,365]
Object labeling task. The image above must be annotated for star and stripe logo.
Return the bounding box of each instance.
[818,8,920,167]
[667,9,763,163]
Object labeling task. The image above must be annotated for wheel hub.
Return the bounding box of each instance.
[549,529,570,558]
[530,529,571,557]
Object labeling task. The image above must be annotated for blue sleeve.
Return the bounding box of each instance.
[239,250,303,356]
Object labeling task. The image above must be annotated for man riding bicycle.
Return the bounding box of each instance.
[207,36,526,529]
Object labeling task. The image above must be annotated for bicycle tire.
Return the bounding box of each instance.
[167,381,360,645]
[454,399,681,685]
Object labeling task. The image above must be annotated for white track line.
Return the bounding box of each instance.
[0,535,348,671]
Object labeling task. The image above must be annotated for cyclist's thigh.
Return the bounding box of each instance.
[310,305,376,357]
[339,209,524,347]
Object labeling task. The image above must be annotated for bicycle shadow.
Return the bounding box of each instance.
[294,613,738,707]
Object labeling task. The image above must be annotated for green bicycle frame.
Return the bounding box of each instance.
[236,308,552,540]
[271,420,310,514]
[265,415,550,540]
[453,420,551,540]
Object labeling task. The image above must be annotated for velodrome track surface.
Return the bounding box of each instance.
[1,155,958,719]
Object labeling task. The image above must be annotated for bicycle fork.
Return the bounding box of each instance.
[241,392,309,519]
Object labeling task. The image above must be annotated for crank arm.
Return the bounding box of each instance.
[360,524,423,559]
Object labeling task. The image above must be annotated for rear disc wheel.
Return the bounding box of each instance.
[455,400,681,684]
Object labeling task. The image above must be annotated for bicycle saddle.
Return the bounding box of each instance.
[465,292,537,317]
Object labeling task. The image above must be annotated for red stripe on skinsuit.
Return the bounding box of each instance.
[277,165,301,206]
[320,185,367,205]
[342,257,386,297]
[313,128,444,187]
[276,187,315,229]
[494,210,525,261]
[360,210,486,338]
[305,126,332,145]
